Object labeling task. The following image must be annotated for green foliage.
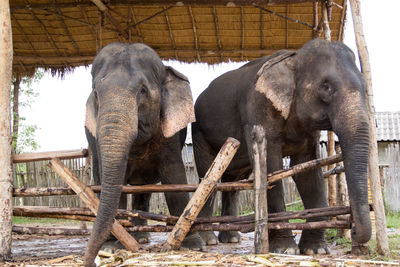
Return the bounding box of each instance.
[11,70,43,153]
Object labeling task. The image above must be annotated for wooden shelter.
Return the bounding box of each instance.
[0,0,389,261]
[10,0,347,76]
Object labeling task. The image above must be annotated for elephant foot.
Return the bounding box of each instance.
[270,230,299,255]
[100,239,125,253]
[218,231,240,243]
[132,232,150,244]
[181,232,206,251]
[298,230,330,255]
[199,231,218,245]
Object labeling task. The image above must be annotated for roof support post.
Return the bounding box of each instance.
[0,0,13,260]
[349,0,389,256]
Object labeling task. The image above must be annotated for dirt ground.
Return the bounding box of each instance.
[3,224,400,266]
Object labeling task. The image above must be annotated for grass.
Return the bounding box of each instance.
[386,211,400,229]
[13,216,82,225]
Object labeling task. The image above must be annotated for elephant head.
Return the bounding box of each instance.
[255,39,371,244]
[84,42,195,265]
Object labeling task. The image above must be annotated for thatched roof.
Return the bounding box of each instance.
[10,0,347,77]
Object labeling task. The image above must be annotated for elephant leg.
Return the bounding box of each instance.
[158,135,205,251]
[292,142,329,255]
[192,124,219,245]
[218,189,241,243]
[130,193,151,244]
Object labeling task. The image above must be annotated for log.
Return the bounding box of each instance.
[0,0,13,260]
[252,125,269,254]
[12,154,343,197]
[48,158,140,252]
[12,204,362,226]
[12,225,91,236]
[13,149,88,163]
[349,0,389,256]
[267,153,343,184]
[162,137,241,252]
[328,132,337,208]
[269,220,350,230]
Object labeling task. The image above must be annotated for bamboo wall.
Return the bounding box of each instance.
[383,143,400,212]
[13,158,91,208]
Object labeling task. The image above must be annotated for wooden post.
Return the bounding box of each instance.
[48,158,140,252]
[349,0,389,256]
[328,132,336,208]
[252,125,268,254]
[0,0,13,260]
[162,137,240,252]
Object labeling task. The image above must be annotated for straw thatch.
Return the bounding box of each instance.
[10,0,346,76]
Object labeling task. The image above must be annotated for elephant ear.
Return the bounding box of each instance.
[85,91,98,138]
[161,66,196,138]
[255,51,296,120]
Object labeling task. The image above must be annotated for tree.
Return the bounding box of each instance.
[11,70,44,154]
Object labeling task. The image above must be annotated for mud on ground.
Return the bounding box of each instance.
[4,224,400,266]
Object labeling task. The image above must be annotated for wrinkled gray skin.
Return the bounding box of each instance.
[84,42,203,267]
[193,39,371,255]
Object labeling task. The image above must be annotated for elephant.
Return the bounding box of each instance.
[192,39,371,255]
[83,42,204,267]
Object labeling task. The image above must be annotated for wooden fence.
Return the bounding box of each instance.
[12,144,301,215]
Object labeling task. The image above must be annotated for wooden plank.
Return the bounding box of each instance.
[48,158,140,252]
[162,137,240,251]
[0,0,13,260]
[252,125,268,254]
[13,149,88,163]
[349,0,389,256]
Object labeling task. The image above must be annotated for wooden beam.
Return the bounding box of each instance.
[125,6,175,31]
[337,0,347,41]
[12,149,88,163]
[240,6,245,61]
[129,7,144,43]
[14,49,291,63]
[164,6,177,59]
[0,0,13,260]
[259,9,264,49]
[162,137,240,252]
[55,7,81,55]
[349,0,389,256]
[49,158,140,252]
[252,126,268,254]
[10,1,321,11]
[254,4,314,29]
[27,8,62,57]
[90,0,129,40]
[321,0,331,41]
[212,6,223,61]
[188,6,201,61]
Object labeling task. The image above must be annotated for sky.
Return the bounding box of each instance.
[21,0,400,152]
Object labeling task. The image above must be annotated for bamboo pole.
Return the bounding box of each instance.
[12,225,91,236]
[48,158,140,252]
[12,204,360,226]
[162,137,241,252]
[349,0,389,256]
[252,125,268,254]
[13,149,88,163]
[0,0,13,260]
[328,132,337,208]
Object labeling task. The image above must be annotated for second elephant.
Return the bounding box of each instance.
[192,39,371,255]
[84,42,204,267]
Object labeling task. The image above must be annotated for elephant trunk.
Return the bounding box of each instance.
[84,104,137,266]
[333,108,371,244]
